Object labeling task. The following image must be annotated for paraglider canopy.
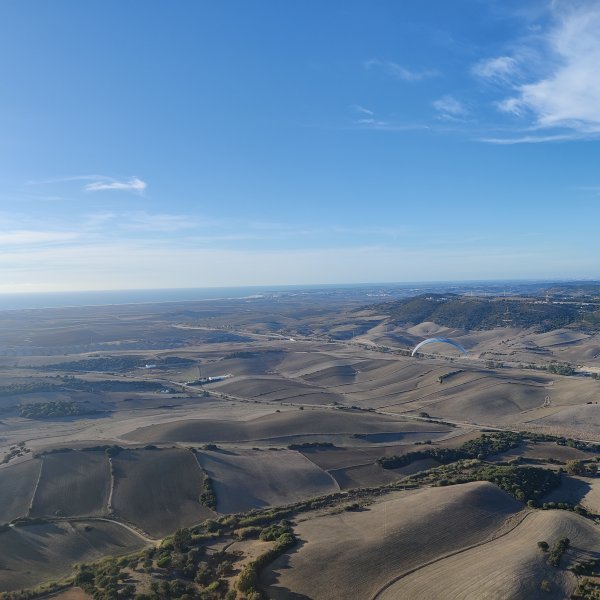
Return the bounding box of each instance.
[411,337,467,357]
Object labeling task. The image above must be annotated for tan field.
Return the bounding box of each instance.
[195,448,339,513]
[111,448,215,536]
[0,458,41,523]
[124,408,451,446]
[381,510,600,600]
[265,482,522,600]
[31,450,111,517]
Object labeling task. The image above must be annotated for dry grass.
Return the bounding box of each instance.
[49,587,91,600]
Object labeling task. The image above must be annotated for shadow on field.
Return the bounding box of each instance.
[261,539,313,599]
[543,474,592,505]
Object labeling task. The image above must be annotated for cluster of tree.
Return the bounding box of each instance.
[45,355,198,373]
[1,441,30,464]
[236,528,296,599]
[546,362,576,376]
[403,458,560,503]
[45,356,145,372]
[200,476,217,510]
[287,442,335,450]
[574,576,600,599]
[474,465,561,503]
[74,529,238,600]
[18,400,95,419]
[258,520,292,541]
[378,432,523,469]
[58,376,163,393]
[0,381,58,396]
[547,537,570,567]
[372,293,592,331]
[539,501,589,515]
[565,459,598,476]
[555,437,600,453]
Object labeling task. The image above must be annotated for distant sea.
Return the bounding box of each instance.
[0,280,576,312]
[0,284,410,311]
[0,287,292,311]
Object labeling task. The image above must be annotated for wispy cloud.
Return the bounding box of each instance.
[432,95,468,120]
[364,59,437,82]
[85,176,147,193]
[352,104,374,116]
[472,56,519,83]
[482,2,600,142]
[480,133,584,145]
[29,175,147,194]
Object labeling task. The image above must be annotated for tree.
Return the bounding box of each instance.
[172,528,192,552]
[566,460,586,475]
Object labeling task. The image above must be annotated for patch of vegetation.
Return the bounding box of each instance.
[437,370,464,383]
[0,381,61,398]
[223,350,281,359]
[2,441,31,463]
[45,356,145,372]
[404,459,560,503]
[573,577,600,599]
[566,459,598,476]
[548,537,570,567]
[71,529,238,600]
[373,294,593,332]
[547,362,576,376]
[200,476,217,510]
[378,432,523,469]
[287,442,336,450]
[237,529,297,599]
[258,520,293,541]
[19,400,97,419]
[58,376,163,393]
[475,464,560,502]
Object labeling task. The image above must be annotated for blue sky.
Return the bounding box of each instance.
[1,0,599,292]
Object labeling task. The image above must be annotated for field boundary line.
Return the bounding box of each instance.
[369,509,534,600]
[28,456,45,516]
[106,456,116,513]
[48,515,158,543]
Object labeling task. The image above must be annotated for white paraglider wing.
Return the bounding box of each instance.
[411,337,467,356]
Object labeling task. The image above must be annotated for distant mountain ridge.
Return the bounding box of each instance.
[370,293,600,332]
